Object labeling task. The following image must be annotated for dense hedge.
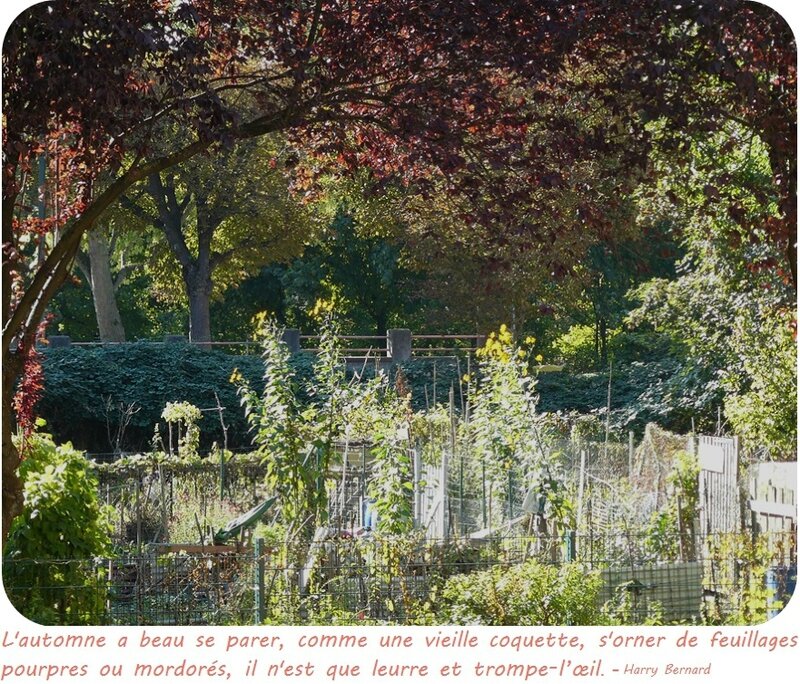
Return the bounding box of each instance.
[39,343,262,453]
[536,359,719,436]
[38,344,462,454]
[38,344,715,454]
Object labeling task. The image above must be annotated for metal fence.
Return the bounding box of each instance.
[5,531,794,626]
[94,456,270,548]
[92,437,637,550]
[45,331,487,359]
[441,439,635,537]
[4,552,254,626]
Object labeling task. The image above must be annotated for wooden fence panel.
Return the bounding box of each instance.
[698,436,740,535]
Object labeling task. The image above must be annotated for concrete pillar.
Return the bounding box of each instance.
[282,329,301,354]
[48,335,71,348]
[163,335,186,344]
[387,329,412,362]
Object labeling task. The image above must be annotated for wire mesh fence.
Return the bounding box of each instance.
[94,456,271,547]
[88,435,647,549]
[4,531,794,627]
[3,552,255,626]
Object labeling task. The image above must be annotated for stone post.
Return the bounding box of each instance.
[281,329,301,354]
[386,328,412,362]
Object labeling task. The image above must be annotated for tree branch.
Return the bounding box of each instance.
[73,247,91,282]
[120,194,162,227]
[113,263,138,292]
[209,234,284,269]
[5,105,295,351]
[4,138,209,350]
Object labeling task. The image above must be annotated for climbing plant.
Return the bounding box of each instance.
[159,401,203,459]
[644,450,700,561]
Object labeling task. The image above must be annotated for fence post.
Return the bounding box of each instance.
[628,431,635,477]
[566,530,576,562]
[254,538,265,625]
[282,329,301,354]
[413,448,422,528]
[577,449,586,539]
[507,470,514,521]
[219,447,226,501]
[481,458,487,529]
[459,450,465,537]
[386,329,412,362]
[135,468,142,555]
[441,437,449,541]
[449,385,459,536]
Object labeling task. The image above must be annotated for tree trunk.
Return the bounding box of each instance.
[87,229,126,342]
[2,351,23,546]
[375,309,388,339]
[2,187,24,546]
[186,267,213,346]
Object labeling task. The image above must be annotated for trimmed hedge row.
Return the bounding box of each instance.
[38,344,715,454]
[38,344,462,454]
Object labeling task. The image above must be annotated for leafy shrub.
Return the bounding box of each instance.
[536,358,720,438]
[38,339,716,454]
[4,433,112,624]
[644,450,699,561]
[395,357,462,411]
[602,584,664,626]
[723,314,796,456]
[551,324,599,371]
[468,327,570,527]
[439,559,602,625]
[609,330,674,364]
[235,320,321,537]
[552,325,675,371]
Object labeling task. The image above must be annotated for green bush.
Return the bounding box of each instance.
[609,330,674,364]
[552,325,675,372]
[38,342,715,453]
[439,560,602,625]
[38,342,274,453]
[4,433,112,624]
[551,324,598,371]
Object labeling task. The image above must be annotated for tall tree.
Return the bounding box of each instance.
[2,0,597,541]
[581,0,796,290]
[578,221,681,366]
[282,209,420,335]
[629,110,796,455]
[120,138,311,343]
